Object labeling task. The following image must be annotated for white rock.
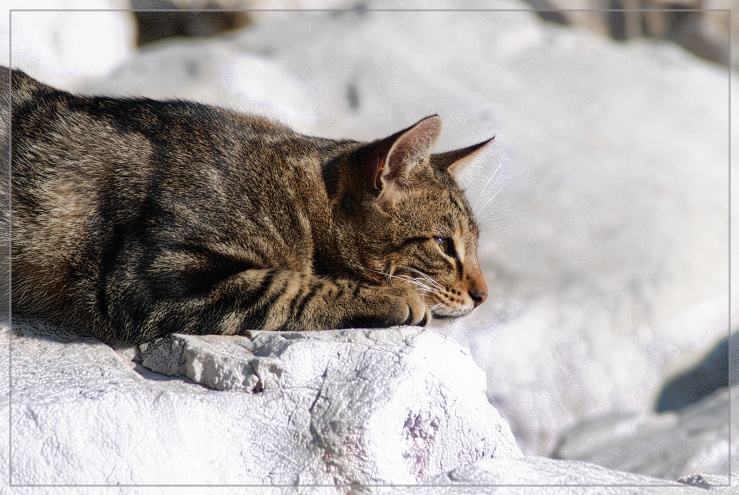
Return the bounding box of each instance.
[2,321,520,487]
[428,457,678,487]
[0,0,136,91]
[412,458,737,494]
[553,385,737,480]
[677,473,734,492]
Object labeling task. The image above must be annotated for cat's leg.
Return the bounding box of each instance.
[236,270,430,332]
[106,268,429,342]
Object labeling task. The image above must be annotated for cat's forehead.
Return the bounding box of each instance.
[415,172,478,238]
[446,185,478,238]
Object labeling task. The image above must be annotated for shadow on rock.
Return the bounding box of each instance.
[656,331,738,413]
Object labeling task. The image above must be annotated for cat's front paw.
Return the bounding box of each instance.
[342,284,430,329]
[380,285,430,327]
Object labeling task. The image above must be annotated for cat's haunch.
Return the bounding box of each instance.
[3,68,491,345]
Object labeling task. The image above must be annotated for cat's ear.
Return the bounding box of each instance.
[432,136,495,176]
[362,114,441,204]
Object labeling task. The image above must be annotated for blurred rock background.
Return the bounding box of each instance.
[526,0,738,69]
[133,0,739,74]
[2,0,736,484]
[133,0,739,72]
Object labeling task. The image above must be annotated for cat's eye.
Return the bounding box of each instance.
[435,237,457,259]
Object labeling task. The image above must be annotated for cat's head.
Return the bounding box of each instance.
[329,115,492,319]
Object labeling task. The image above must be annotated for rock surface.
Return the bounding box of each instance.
[139,328,523,484]
[5,314,734,493]
[395,459,737,494]
[427,457,676,489]
[3,321,520,487]
[553,384,735,481]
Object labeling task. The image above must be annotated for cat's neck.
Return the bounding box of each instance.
[301,138,366,281]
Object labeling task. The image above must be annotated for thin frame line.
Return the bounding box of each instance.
[5,6,734,489]
[5,8,734,12]
[5,9,10,490]
[9,483,681,488]
[729,5,734,488]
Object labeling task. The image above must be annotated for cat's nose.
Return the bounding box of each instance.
[467,265,488,308]
[469,289,487,308]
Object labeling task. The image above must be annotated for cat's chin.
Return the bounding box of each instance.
[430,308,473,319]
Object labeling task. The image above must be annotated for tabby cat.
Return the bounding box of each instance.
[3,68,490,345]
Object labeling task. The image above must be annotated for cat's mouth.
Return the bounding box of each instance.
[392,266,475,319]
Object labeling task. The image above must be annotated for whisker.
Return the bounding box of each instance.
[358,267,437,294]
[473,161,502,211]
[395,266,444,291]
[477,183,505,215]
[396,275,434,293]
[357,266,392,283]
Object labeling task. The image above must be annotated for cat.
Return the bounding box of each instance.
[2,68,491,345]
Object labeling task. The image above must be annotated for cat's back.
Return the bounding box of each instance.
[10,69,322,223]
[10,69,299,168]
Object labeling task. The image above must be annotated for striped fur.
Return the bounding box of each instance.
[6,69,490,344]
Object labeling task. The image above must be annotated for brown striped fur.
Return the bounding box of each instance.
[5,69,490,345]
